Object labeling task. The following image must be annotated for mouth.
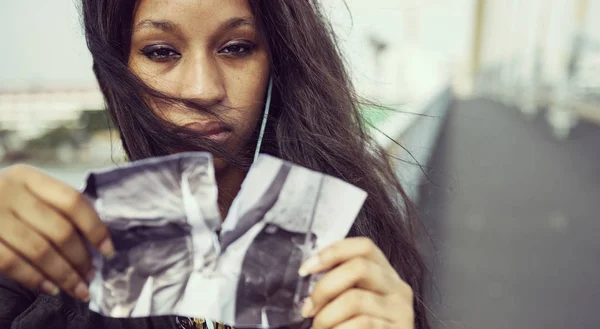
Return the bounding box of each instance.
[183,121,233,143]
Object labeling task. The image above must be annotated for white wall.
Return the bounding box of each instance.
[324,0,474,103]
[479,0,600,87]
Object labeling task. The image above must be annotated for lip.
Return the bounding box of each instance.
[183,121,232,143]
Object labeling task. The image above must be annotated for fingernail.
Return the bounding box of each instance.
[74,281,90,302]
[299,255,320,277]
[40,280,59,296]
[99,238,115,259]
[301,297,314,318]
[86,268,96,283]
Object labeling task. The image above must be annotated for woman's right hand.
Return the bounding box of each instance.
[0,164,114,302]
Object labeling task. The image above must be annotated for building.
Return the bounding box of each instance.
[0,87,105,139]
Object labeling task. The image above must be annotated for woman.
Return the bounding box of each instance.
[0,1,428,328]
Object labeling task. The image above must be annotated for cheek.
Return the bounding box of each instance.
[226,62,270,132]
[123,63,169,119]
[129,59,172,92]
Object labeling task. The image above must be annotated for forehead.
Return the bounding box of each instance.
[133,0,254,29]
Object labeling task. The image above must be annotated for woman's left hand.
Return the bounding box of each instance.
[298,237,414,329]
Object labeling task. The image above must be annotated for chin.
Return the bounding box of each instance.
[212,157,228,173]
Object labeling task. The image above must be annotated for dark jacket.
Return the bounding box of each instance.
[0,276,215,329]
[0,277,310,329]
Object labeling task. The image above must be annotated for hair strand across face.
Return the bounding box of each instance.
[82,1,431,327]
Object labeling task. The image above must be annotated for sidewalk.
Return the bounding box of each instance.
[418,98,600,329]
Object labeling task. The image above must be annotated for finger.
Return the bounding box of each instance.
[11,165,114,258]
[333,315,398,329]
[0,242,57,294]
[299,237,392,276]
[310,289,399,329]
[10,184,93,278]
[309,257,398,312]
[0,211,91,301]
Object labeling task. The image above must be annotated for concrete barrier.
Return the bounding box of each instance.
[371,83,453,202]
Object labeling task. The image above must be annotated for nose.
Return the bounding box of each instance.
[178,55,226,106]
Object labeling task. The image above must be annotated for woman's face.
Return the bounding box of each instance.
[129,0,270,168]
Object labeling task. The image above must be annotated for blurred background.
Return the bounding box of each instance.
[1,1,599,328]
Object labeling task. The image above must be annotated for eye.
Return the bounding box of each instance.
[219,42,256,57]
[140,45,181,62]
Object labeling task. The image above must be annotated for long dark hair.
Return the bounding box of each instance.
[81,1,429,328]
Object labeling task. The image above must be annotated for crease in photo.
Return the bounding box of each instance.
[83,152,367,328]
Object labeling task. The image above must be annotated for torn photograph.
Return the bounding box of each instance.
[82,152,367,328]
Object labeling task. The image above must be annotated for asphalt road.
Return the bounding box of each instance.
[417,99,600,329]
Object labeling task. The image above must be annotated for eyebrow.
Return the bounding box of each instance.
[134,20,178,33]
[222,16,255,30]
[133,16,255,33]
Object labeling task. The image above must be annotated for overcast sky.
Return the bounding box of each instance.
[0,0,421,92]
[0,0,410,88]
[3,0,600,92]
[0,0,97,90]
